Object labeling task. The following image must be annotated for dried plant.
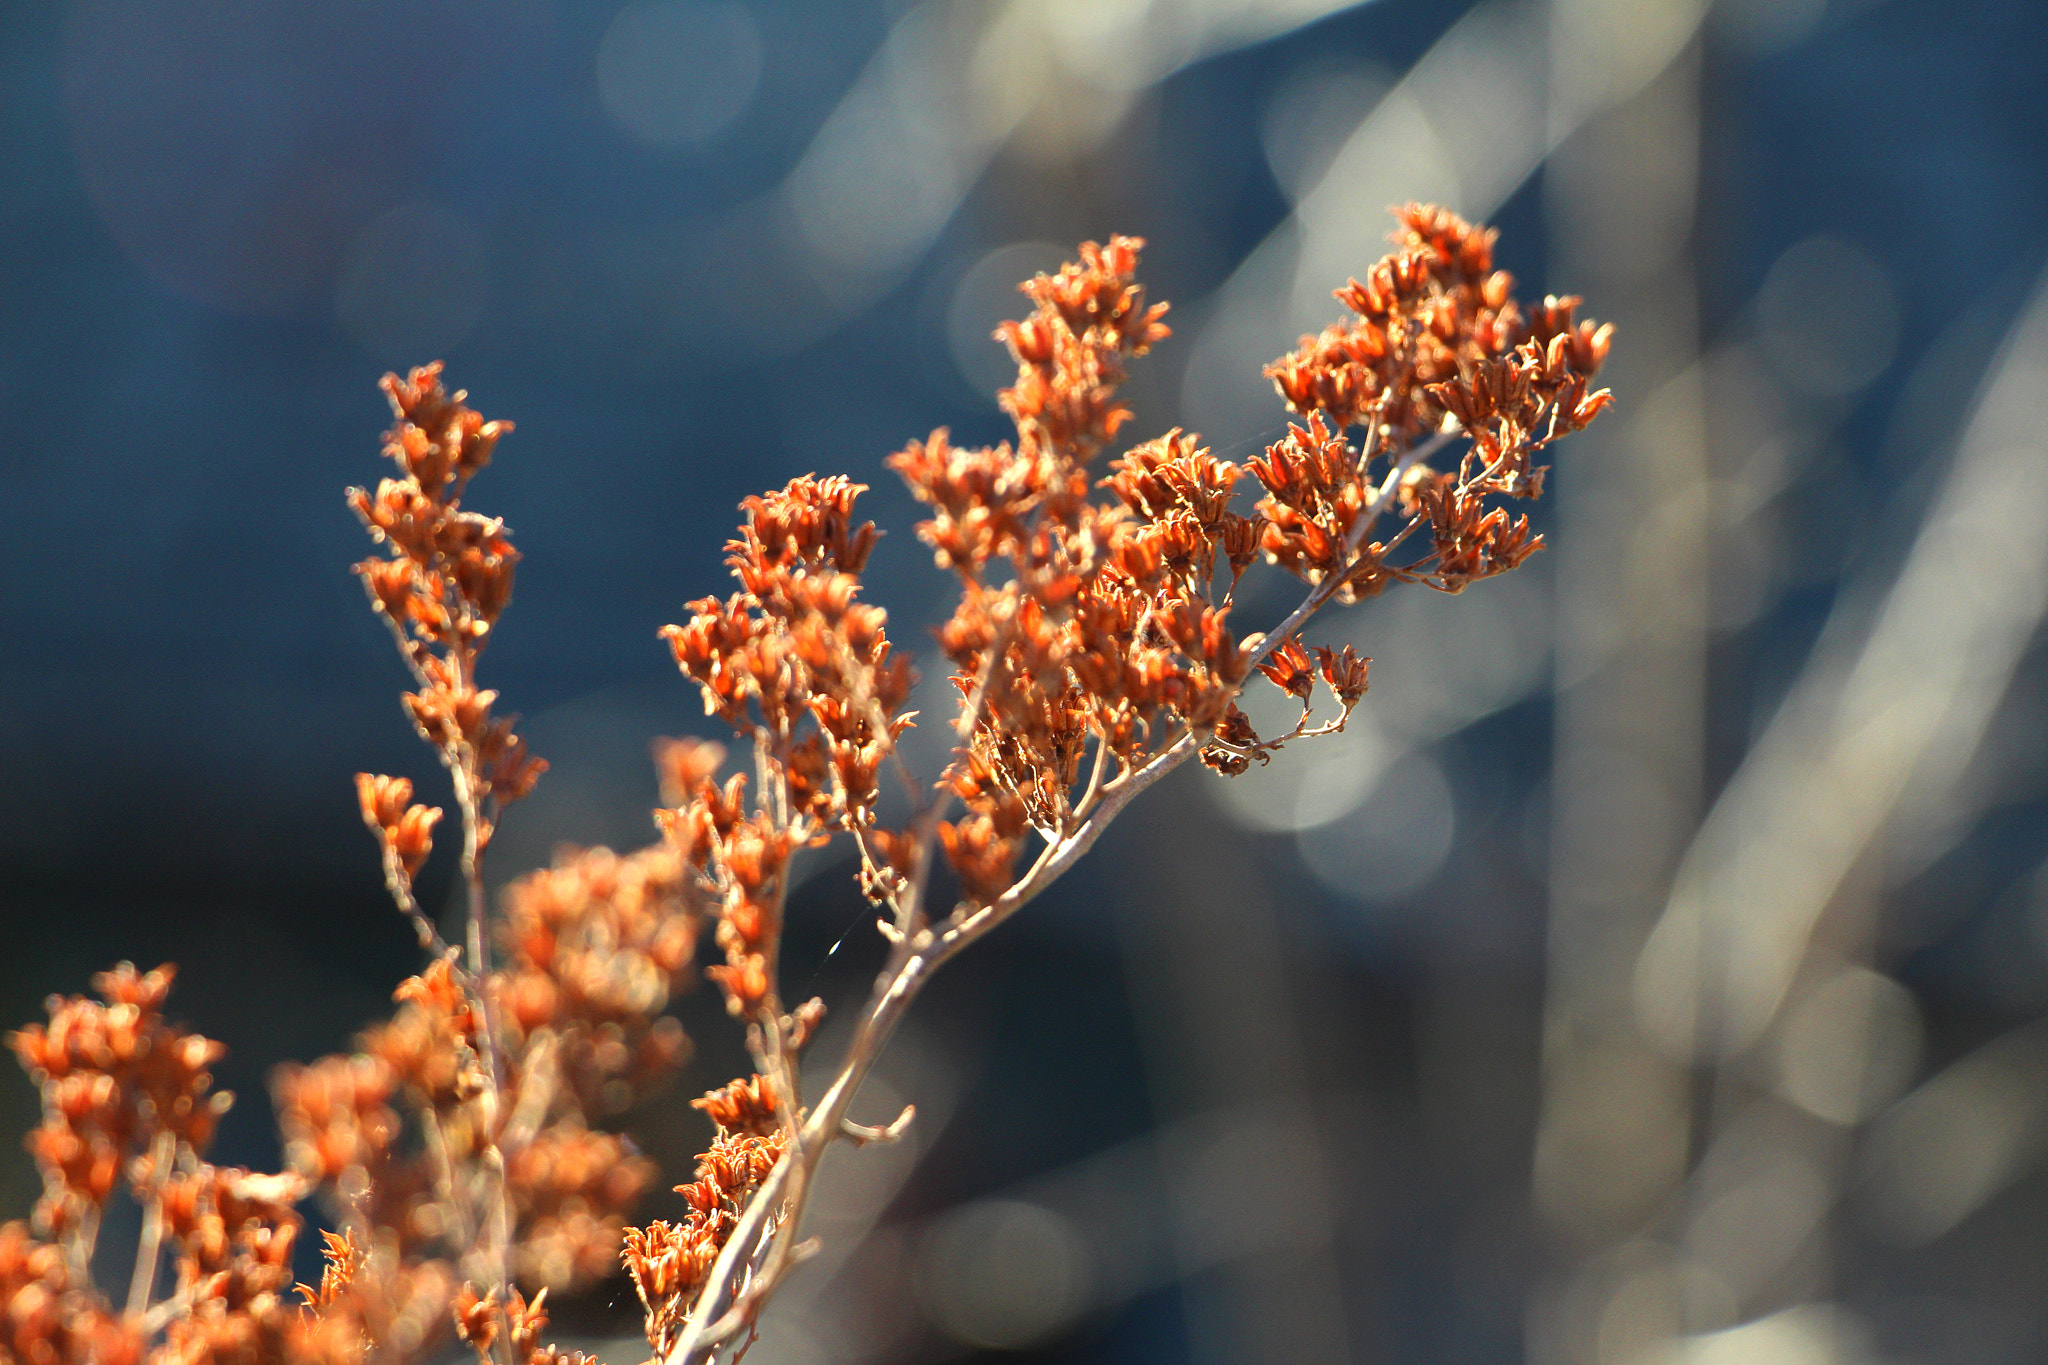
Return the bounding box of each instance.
[5,204,1609,1365]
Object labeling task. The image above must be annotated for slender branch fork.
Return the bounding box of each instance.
[664,414,1467,1365]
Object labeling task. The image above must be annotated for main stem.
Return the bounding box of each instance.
[454,733,514,1365]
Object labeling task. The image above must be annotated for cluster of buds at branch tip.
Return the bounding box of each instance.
[348,363,547,865]
[356,772,443,884]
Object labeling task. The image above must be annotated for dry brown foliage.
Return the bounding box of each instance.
[6,205,1609,1365]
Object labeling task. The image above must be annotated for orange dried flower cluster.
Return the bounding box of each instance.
[1267,203,1610,440]
[2,1221,132,1365]
[259,847,705,1350]
[885,237,1247,903]
[621,1077,788,1358]
[659,475,915,1016]
[150,1165,311,1364]
[347,365,545,950]
[10,205,1608,1365]
[452,1281,591,1365]
[355,774,441,885]
[11,965,229,1240]
[1256,203,1613,602]
[495,842,704,1118]
[5,966,318,1365]
[0,852,700,1357]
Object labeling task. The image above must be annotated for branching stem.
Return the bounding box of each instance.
[664,418,1471,1365]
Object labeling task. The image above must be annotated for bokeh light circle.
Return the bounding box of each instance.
[597,1,764,148]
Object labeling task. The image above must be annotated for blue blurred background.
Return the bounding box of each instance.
[6,0,2048,1360]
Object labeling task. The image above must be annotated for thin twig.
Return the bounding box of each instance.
[380,845,459,963]
[63,1205,98,1296]
[499,1029,560,1152]
[1071,728,1113,831]
[138,1279,203,1336]
[420,1106,480,1257]
[841,1105,916,1145]
[125,1130,174,1320]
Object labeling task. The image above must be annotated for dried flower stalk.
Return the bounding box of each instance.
[5,204,1608,1365]
[641,204,1610,1363]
